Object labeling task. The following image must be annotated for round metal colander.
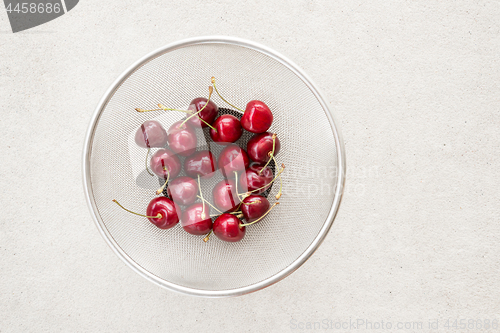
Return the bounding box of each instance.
[83,36,346,297]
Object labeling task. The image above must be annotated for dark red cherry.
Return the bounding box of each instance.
[146,197,180,229]
[150,148,181,179]
[186,97,218,128]
[239,163,273,194]
[134,120,168,148]
[241,100,273,133]
[247,132,281,164]
[181,202,212,235]
[167,121,197,157]
[209,114,243,144]
[184,150,216,179]
[218,144,250,178]
[240,195,270,223]
[212,179,241,212]
[167,176,198,206]
[213,213,245,242]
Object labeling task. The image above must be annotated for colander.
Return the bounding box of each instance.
[82,36,346,297]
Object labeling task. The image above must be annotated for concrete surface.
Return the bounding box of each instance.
[1,0,499,332]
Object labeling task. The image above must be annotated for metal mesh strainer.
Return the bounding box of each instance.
[82,36,345,297]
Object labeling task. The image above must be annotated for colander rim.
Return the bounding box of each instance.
[82,35,346,297]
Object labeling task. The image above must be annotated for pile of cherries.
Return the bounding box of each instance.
[113,78,284,243]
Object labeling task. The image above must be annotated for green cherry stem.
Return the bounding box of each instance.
[234,171,244,197]
[196,196,222,214]
[211,77,245,112]
[240,202,280,227]
[203,230,212,242]
[159,103,218,132]
[242,200,262,205]
[233,171,249,210]
[259,133,277,174]
[157,104,191,113]
[247,163,285,195]
[136,106,190,113]
[136,104,217,131]
[181,86,213,126]
[156,167,170,195]
[112,199,162,219]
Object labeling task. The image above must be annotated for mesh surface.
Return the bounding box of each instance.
[88,42,339,292]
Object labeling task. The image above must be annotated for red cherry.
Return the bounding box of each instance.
[218,144,250,178]
[181,202,212,235]
[150,148,181,179]
[167,176,198,206]
[247,132,281,164]
[213,213,245,242]
[184,150,216,179]
[212,179,241,212]
[134,120,168,148]
[239,163,273,194]
[240,195,270,223]
[186,97,218,128]
[210,115,243,144]
[241,100,273,133]
[146,197,180,229]
[167,121,197,157]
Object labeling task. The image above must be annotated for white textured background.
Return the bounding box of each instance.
[1,1,499,332]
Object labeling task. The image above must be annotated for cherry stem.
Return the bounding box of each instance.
[242,200,261,205]
[160,103,217,132]
[112,199,162,219]
[203,230,212,242]
[234,171,243,197]
[145,148,154,176]
[136,106,190,113]
[210,210,242,218]
[137,104,217,131]
[240,202,280,227]
[156,168,170,195]
[181,86,214,129]
[233,171,248,210]
[271,155,283,200]
[197,195,222,213]
[259,133,277,174]
[211,77,245,113]
[247,163,285,195]
[157,104,191,113]
[197,175,207,219]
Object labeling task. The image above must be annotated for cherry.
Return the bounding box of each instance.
[239,163,274,194]
[218,144,250,178]
[186,97,218,128]
[213,213,245,242]
[167,121,197,157]
[247,132,281,164]
[240,195,270,223]
[134,120,168,148]
[241,100,273,133]
[184,150,216,179]
[146,197,180,229]
[181,202,212,235]
[167,176,198,206]
[112,197,180,229]
[212,179,241,212]
[150,148,181,179]
[209,115,243,144]
[210,77,272,133]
